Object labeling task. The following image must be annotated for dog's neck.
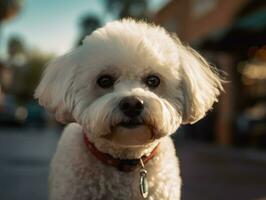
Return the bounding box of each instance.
[83,130,160,162]
[83,132,159,172]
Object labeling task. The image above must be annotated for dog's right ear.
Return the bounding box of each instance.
[172,36,224,124]
[35,51,78,123]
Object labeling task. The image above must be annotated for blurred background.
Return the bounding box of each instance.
[0,0,266,199]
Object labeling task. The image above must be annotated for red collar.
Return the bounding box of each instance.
[83,132,159,172]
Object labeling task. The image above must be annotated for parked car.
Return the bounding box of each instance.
[0,93,47,127]
[24,100,47,127]
[0,94,24,126]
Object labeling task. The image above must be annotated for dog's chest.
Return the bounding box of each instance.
[73,153,145,200]
[50,128,181,200]
[70,151,180,200]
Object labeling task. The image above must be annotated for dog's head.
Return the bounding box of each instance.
[35,19,222,150]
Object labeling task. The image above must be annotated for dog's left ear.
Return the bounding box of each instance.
[178,42,223,124]
[34,51,78,123]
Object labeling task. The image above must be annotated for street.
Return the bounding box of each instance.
[176,140,266,200]
[0,128,266,200]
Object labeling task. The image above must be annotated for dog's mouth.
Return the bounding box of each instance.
[118,119,143,129]
[103,118,155,146]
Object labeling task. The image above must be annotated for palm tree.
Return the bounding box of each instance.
[106,0,148,19]
[0,0,22,22]
[0,0,23,48]
[76,15,101,46]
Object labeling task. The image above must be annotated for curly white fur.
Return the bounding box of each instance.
[35,18,223,200]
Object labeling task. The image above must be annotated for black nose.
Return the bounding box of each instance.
[119,96,144,118]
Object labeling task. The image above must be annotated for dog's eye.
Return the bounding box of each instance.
[97,75,115,88]
[145,75,160,88]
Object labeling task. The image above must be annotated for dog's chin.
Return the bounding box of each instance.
[103,124,154,147]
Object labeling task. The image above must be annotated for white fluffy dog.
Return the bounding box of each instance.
[35,19,223,200]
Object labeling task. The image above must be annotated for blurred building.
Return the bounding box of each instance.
[154,0,251,42]
[154,0,266,147]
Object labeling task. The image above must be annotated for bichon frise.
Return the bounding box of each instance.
[35,18,223,200]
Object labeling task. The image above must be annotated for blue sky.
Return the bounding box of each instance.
[0,0,168,58]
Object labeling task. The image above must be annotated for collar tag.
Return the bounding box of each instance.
[139,158,149,199]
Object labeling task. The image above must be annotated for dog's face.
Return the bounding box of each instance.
[35,19,222,148]
[78,65,182,147]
